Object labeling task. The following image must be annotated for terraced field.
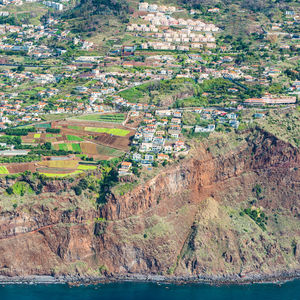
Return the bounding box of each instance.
[72,143,81,152]
[74,113,125,123]
[77,165,97,170]
[38,160,79,169]
[58,143,69,151]
[39,170,83,178]
[66,135,84,141]
[53,143,82,152]
[84,127,130,136]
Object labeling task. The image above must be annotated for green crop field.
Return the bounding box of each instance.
[68,125,81,130]
[39,170,83,178]
[34,134,41,138]
[46,134,62,138]
[67,135,84,141]
[0,166,9,174]
[74,113,125,123]
[72,143,82,152]
[58,143,69,151]
[84,127,130,136]
[77,165,97,170]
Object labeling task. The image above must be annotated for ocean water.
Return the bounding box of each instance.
[0,280,299,300]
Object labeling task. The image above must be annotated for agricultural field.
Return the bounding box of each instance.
[96,144,124,157]
[6,163,37,174]
[38,160,79,169]
[39,170,83,178]
[77,165,98,170]
[73,113,125,123]
[52,120,135,152]
[84,127,130,137]
[55,143,82,152]
[80,142,124,157]
[72,143,81,152]
[66,135,84,141]
[0,166,9,174]
[46,134,62,138]
[68,126,81,130]
[58,143,69,151]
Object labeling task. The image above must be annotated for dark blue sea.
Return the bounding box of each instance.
[0,280,299,300]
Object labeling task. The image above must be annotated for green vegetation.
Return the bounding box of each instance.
[258,109,300,148]
[119,78,195,105]
[58,143,68,151]
[71,143,81,152]
[7,181,34,196]
[77,165,97,170]
[0,155,41,164]
[96,145,124,157]
[112,182,137,196]
[46,128,61,134]
[67,135,84,141]
[5,127,35,136]
[0,135,21,146]
[84,127,130,136]
[39,170,83,178]
[74,113,125,123]
[68,125,81,130]
[0,166,9,174]
[34,134,41,139]
[242,207,267,231]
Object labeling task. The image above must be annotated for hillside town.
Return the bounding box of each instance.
[0,0,298,178]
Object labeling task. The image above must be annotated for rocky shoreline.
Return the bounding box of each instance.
[0,271,299,286]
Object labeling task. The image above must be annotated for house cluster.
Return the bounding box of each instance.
[42,0,63,10]
[126,3,219,51]
[0,69,57,84]
[190,108,240,130]
[289,81,300,94]
[112,95,155,112]
[0,21,71,59]
[138,2,177,13]
[125,109,188,170]
[0,99,42,129]
[148,29,217,49]
[142,13,219,32]
[0,0,23,5]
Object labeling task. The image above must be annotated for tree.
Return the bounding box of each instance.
[74,186,82,196]
[6,187,13,195]
[43,142,52,150]
[17,65,25,72]
[78,178,88,190]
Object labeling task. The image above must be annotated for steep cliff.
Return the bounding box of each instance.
[0,128,299,280]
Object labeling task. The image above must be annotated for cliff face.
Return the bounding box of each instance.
[0,129,299,278]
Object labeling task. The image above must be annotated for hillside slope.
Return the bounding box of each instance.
[0,128,299,281]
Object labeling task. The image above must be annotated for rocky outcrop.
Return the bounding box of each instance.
[0,128,299,279]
